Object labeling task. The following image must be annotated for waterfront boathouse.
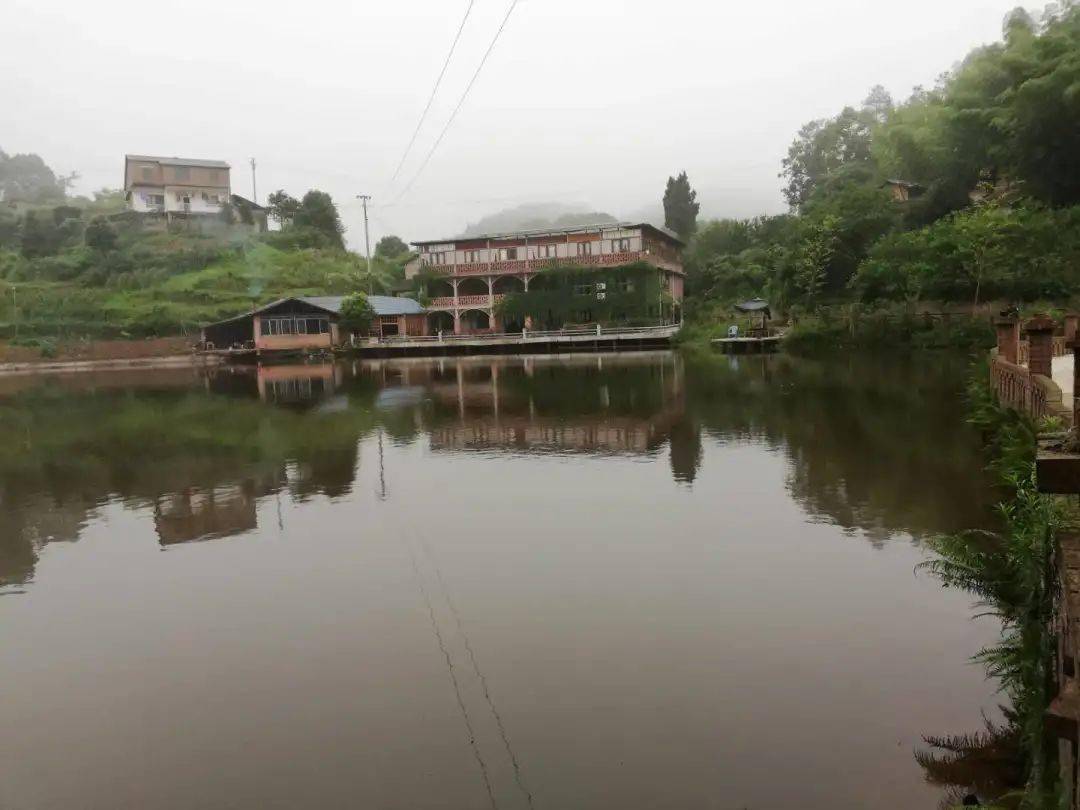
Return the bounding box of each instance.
[408,222,685,334]
[201,295,426,351]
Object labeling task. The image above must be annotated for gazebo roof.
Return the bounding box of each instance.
[734,298,770,313]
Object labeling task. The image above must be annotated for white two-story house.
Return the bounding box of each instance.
[123,155,231,217]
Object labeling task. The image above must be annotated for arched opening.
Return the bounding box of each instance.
[493,275,525,295]
[425,279,454,299]
[459,309,491,333]
[427,311,455,334]
[527,273,557,292]
[457,276,489,297]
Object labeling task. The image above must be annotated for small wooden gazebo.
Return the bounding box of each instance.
[735,298,772,337]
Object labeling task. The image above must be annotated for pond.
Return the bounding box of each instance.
[0,351,1001,809]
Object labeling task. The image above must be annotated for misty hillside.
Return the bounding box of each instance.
[460,203,618,237]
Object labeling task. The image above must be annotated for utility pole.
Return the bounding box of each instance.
[249,158,257,204]
[357,194,373,293]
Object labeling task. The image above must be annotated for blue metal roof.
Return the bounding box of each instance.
[296,295,424,316]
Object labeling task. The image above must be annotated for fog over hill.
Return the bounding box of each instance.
[459,203,618,237]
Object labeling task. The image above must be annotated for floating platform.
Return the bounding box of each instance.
[711,335,783,354]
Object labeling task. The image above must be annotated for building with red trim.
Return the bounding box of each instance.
[407,223,684,334]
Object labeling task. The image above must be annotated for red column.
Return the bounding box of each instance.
[1025,314,1056,378]
[994,317,1019,364]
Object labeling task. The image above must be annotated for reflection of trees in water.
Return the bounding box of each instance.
[0,383,380,586]
[0,351,995,588]
[915,713,1024,809]
[683,352,998,543]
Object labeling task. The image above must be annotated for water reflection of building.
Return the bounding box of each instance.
[360,353,695,463]
[205,363,345,408]
[153,482,260,545]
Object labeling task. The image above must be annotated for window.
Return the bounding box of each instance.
[612,238,631,253]
[505,248,518,260]
[465,250,482,263]
[173,166,190,181]
[616,279,635,293]
[576,241,593,257]
[537,244,557,259]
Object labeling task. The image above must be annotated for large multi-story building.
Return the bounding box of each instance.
[123,154,231,217]
[408,223,684,334]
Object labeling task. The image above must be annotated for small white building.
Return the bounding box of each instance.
[123,155,231,217]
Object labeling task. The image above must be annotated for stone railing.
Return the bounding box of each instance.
[991,354,1049,421]
[992,314,1074,426]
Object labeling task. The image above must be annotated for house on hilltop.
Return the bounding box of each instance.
[124,154,231,217]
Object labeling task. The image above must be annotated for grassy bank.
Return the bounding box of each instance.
[678,301,997,352]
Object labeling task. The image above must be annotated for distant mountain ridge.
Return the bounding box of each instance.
[459,203,619,237]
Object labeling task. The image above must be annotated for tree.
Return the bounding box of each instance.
[0,149,69,203]
[84,216,118,252]
[217,201,234,225]
[338,292,376,334]
[19,211,63,258]
[663,171,700,240]
[781,106,877,210]
[375,235,409,258]
[266,190,300,228]
[294,190,344,249]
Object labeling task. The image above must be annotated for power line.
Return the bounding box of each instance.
[394,0,521,204]
[387,0,476,188]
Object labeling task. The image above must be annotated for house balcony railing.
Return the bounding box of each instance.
[420,251,680,277]
[426,294,507,310]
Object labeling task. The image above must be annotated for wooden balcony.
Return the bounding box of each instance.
[426,294,506,311]
[419,251,681,277]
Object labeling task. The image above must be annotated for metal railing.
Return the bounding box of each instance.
[359,324,679,345]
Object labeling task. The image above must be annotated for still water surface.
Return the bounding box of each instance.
[0,351,1000,809]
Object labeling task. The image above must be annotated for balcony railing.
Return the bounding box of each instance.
[420,251,676,277]
[426,294,506,310]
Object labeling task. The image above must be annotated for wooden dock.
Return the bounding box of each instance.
[711,334,783,354]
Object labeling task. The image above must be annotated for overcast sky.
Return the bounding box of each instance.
[3,0,1021,248]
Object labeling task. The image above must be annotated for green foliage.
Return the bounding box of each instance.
[497,262,670,328]
[84,217,117,252]
[921,372,1062,804]
[375,234,408,258]
[688,4,1080,336]
[338,292,376,333]
[781,104,880,210]
[266,190,299,228]
[293,190,344,249]
[662,171,700,240]
[0,149,70,203]
[852,201,1080,304]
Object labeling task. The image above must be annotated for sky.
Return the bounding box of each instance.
[2,0,1024,249]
